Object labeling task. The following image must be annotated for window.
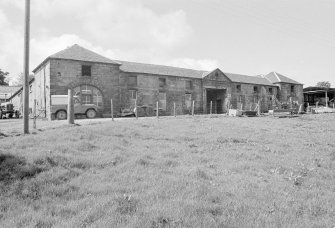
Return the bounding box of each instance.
[291,85,295,93]
[128,76,137,86]
[159,78,166,89]
[269,88,273,94]
[185,93,192,109]
[129,90,137,100]
[82,65,91,76]
[236,85,241,93]
[73,84,103,107]
[158,92,166,111]
[253,86,258,93]
[185,80,192,90]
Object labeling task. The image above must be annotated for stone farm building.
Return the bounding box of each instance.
[10,44,303,119]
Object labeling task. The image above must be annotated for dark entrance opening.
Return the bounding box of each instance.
[206,89,226,114]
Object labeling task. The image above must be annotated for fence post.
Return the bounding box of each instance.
[210,101,212,115]
[135,99,138,120]
[156,101,159,119]
[257,100,261,116]
[67,89,74,124]
[33,99,36,129]
[192,100,195,116]
[111,99,114,121]
[173,102,176,117]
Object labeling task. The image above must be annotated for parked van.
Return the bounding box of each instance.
[51,95,98,120]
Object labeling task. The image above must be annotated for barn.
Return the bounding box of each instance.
[9,44,303,119]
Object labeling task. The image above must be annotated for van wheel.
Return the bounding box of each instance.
[56,110,67,120]
[86,109,96,119]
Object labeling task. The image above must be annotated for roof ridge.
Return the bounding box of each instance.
[273,72,281,82]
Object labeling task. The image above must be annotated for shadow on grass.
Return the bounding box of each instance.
[0,154,44,183]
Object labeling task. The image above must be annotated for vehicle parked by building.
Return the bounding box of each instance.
[0,102,20,119]
[51,95,98,120]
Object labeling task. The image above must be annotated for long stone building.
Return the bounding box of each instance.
[10,44,303,119]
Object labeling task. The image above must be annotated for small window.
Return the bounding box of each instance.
[291,85,295,93]
[128,76,137,86]
[185,80,192,90]
[269,88,273,94]
[238,95,244,103]
[253,86,258,93]
[159,78,166,89]
[129,90,137,100]
[57,72,62,77]
[236,85,241,93]
[82,65,91,76]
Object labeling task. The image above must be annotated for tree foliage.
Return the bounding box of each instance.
[11,72,34,86]
[316,81,331,88]
[0,69,9,85]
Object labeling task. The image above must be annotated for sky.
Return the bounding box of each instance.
[0,0,334,87]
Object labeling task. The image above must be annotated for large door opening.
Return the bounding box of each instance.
[206,89,226,114]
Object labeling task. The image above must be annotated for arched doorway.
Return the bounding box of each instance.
[73,85,103,109]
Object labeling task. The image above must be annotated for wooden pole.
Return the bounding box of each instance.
[257,100,261,116]
[173,102,176,117]
[67,89,74,124]
[192,100,195,116]
[289,97,293,109]
[33,99,36,129]
[111,99,114,121]
[23,0,30,134]
[156,101,159,119]
[307,102,310,112]
[210,101,212,114]
[135,99,138,120]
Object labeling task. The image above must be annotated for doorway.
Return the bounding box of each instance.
[206,89,226,114]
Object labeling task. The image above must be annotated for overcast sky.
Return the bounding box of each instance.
[0,0,334,86]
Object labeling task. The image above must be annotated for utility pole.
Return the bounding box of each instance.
[23,0,30,134]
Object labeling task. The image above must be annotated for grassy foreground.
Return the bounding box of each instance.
[0,114,335,227]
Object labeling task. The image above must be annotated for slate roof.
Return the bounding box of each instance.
[0,86,21,99]
[0,86,20,94]
[32,44,301,86]
[223,73,275,86]
[264,72,302,85]
[33,44,120,72]
[118,60,208,79]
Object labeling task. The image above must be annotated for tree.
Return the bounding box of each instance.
[11,72,34,86]
[316,81,331,88]
[0,69,9,85]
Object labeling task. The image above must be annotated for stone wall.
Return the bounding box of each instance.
[230,83,279,112]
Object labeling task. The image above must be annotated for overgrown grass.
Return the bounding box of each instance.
[0,114,335,227]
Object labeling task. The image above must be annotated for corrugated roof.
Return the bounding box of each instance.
[223,73,275,86]
[264,72,302,85]
[118,60,208,79]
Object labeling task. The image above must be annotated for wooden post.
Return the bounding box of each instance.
[156,101,159,119]
[289,97,293,109]
[192,100,195,116]
[298,104,303,114]
[135,99,138,120]
[23,0,30,134]
[67,89,74,124]
[112,100,114,121]
[257,100,261,116]
[240,103,243,111]
[210,101,212,114]
[33,99,36,129]
[307,102,310,112]
[173,102,176,117]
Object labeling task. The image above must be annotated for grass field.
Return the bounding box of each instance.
[0,114,335,227]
